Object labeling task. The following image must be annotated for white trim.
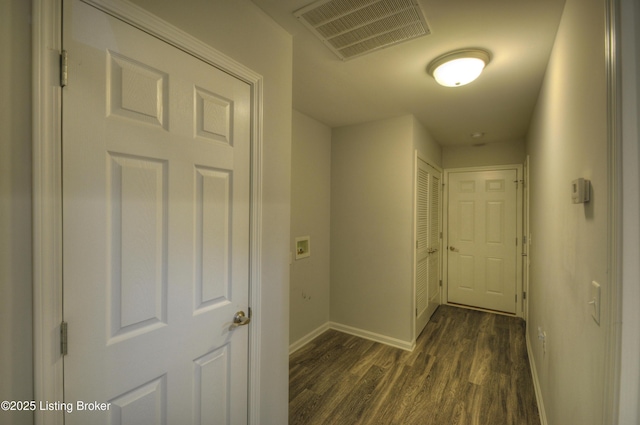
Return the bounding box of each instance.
[422,159,444,174]
[444,164,521,173]
[442,164,524,318]
[603,0,623,423]
[522,155,530,322]
[329,322,416,352]
[412,152,418,340]
[289,322,331,355]
[33,0,264,423]
[82,0,261,87]
[32,1,64,424]
[290,321,415,354]
[526,331,548,425]
[248,71,264,425]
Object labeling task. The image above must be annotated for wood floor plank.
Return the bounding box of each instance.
[357,363,413,425]
[303,381,354,424]
[468,329,493,385]
[325,365,386,424]
[289,305,541,425]
[289,388,322,424]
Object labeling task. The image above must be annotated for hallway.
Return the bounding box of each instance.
[289,305,539,425]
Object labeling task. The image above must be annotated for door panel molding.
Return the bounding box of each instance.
[442,165,523,317]
[32,1,264,423]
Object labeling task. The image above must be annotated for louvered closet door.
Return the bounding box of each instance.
[415,159,442,338]
[62,1,251,423]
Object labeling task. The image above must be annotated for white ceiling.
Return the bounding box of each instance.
[251,0,566,146]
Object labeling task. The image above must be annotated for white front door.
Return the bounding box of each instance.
[62,1,251,423]
[447,169,518,314]
[415,159,442,337]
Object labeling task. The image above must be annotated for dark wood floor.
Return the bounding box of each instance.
[289,305,540,425]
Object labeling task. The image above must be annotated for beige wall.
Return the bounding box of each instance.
[413,116,443,167]
[290,110,332,344]
[0,2,33,425]
[442,140,525,169]
[330,115,440,345]
[525,0,609,423]
[290,113,440,348]
[331,116,414,343]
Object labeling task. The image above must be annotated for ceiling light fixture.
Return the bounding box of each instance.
[427,49,490,87]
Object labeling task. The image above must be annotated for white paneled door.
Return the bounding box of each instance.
[447,169,518,314]
[62,1,251,423]
[415,159,442,338]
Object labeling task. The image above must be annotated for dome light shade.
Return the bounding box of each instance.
[428,49,490,87]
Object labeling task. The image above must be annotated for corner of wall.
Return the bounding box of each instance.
[290,110,332,346]
[0,2,34,424]
[411,115,443,168]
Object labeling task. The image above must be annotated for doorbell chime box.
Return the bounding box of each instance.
[571,178,590,204]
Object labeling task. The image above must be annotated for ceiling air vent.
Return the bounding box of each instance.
[294,0,431,60]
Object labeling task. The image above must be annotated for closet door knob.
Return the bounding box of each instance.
[230,311,251,330]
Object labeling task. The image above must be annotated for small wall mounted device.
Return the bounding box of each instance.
[295,236,310,260]
[571,178,590,204]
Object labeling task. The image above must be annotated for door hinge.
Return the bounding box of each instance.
[60,50,68,87]
[440,231,443,239]
[415,308,418,317]
[60,321,68,356]
[523,235,527,244]
[515,294,518,303]
[439,279,442,287]
[523,291,527,300]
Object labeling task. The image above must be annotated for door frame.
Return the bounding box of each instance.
[522,156,530,321]
[412,152,443,340]
[32,1,265,423]
[442,164,524,317]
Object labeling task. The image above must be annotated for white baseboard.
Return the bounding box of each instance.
[526,330,548,425]
[328,322,415,352]
[289,322,331,354]
[289,322,415,354]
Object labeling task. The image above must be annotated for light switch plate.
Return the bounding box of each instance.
[590,281,601,325]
